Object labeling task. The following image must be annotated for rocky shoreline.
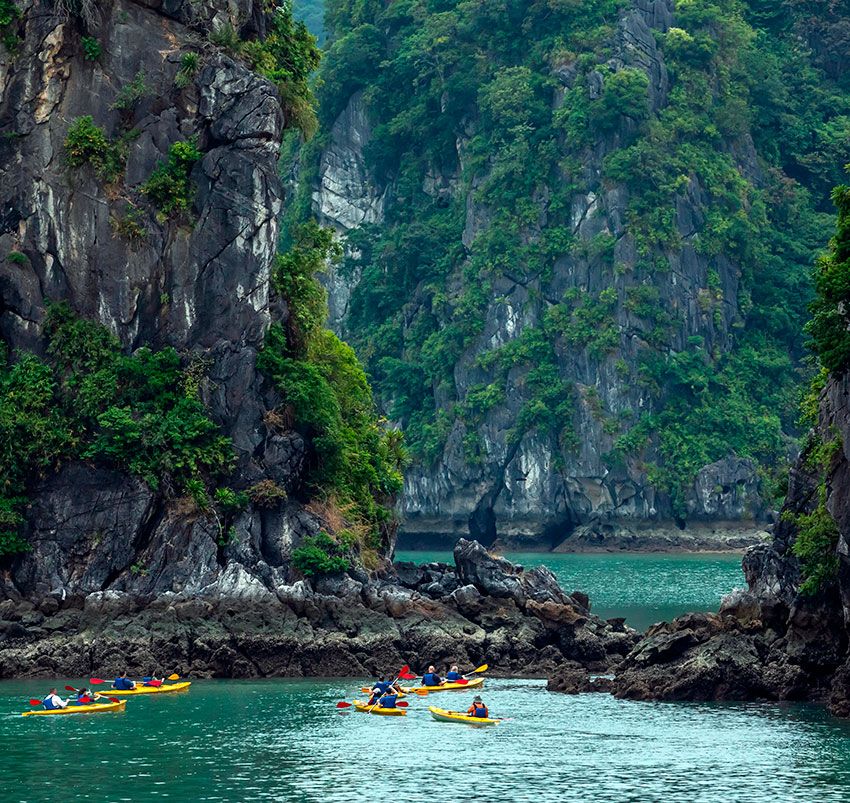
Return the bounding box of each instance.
[0,540,637,679]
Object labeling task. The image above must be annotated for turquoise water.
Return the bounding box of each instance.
[396,550,745,631]
[3,678,850,802]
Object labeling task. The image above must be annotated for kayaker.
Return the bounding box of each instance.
[113,671,136,691]
[378,693,399,710]
[42,688,68,710]
[422,666,444,687]
[446,665,463,681]
[372,676,392,695]
[74,687,96,705]
[467,696,489,718]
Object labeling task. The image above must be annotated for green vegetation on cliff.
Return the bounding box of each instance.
[288,0,850,514]
[0,304,233,555]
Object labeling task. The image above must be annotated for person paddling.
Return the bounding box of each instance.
[42,688,68,710]
[378,693,399,709]
[73,687,98,705]
[113,671,136,691]
[467,695,489,718]
[446,665,463,681]
[422,665,444,687]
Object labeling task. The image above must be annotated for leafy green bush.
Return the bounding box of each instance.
[0,0,20,53]
[141,139,202,216]
[81,35,101,61]
[291,531,350,577]
[0,304,235,555]
[6,250,27,265]
[806,182,850,374]
[110,71,150,112]
[64,116,127,184]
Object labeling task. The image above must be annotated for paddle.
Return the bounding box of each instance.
[63,685,119,704]
[336,700,409,709]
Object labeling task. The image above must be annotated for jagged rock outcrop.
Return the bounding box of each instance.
[304,0,779,548]
[550,372,850,716]
[0,539,638,678]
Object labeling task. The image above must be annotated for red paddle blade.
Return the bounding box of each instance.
[29,699,42,706]
[90,678,105,684]
[399,665,410,675]
[455,678,469,685]
[400,672,417,680]
[336,701,352,708]
[396,701,409,707]
[64,686,77,692]
[108,697,120,704]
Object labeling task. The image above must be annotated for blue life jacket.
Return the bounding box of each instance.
[379,695,397,708]
[471,704,488,718]
[114,677,134,690]
[42,696,57,710]
[422,673,441,686]
[374,681,391,694]
[446,671,462,681]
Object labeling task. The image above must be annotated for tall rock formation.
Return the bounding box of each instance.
[294,0,842,546]
[0,0,322,598]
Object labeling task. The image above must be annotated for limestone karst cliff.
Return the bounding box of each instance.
[291,0,848,546]
[0,0,400,599]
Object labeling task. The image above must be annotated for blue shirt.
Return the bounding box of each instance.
[423,673,441,686]
[446,671,462,681]
[114,677,135,690]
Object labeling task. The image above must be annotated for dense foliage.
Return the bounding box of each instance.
[287,0,850,514]
[141,139,202,217]
[0,304,233,555]
[291,531,349,576]
[258,223,405,556]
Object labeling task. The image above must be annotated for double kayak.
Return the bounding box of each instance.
[429,706,499,726]
[352,700,407,716]
[358,687,407,697]
[401,677,484,693]
[22,700,127,717]
[105,681,192,696]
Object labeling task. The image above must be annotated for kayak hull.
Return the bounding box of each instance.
[429,706,498,726]
[22,700,127,717]
[401,677,484,693]
[102,681,191,696]
[352,700,407,716]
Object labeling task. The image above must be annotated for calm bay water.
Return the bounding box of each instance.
[3,678,850,802]
[396,549,745,631]
[5,552,850,802]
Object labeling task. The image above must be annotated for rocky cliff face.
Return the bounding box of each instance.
[0,0,321,599]
[551,371,850,715]
[299,0,815,547]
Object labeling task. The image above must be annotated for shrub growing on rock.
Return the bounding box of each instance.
[141,139,202,217]
[64,116,127,184]
[291,532,349,577]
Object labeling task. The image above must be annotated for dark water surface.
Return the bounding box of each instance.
[3,678,850,802]
[396,549,745,631]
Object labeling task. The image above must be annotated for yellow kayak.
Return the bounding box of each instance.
[352,699,407,716]
[22,700,126,717]
[429,706,499,726]
[104,681,191,696]
[401,677,484,693]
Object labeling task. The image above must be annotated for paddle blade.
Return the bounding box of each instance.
[398,665,410,676]
[29,699,42,706]
[64,686,77,692]
[454,678,469,685]
[413,688,429,696]
[396,701,409,707]
[471,664,488,674]
[167,673,180,681]
[147,680,163,687]
[108,697,120,704]
[336,701,352,708]
[400,672,417,681]
[89,678,105,684]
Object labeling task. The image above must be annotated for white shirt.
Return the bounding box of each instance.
[45,693,68,709]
